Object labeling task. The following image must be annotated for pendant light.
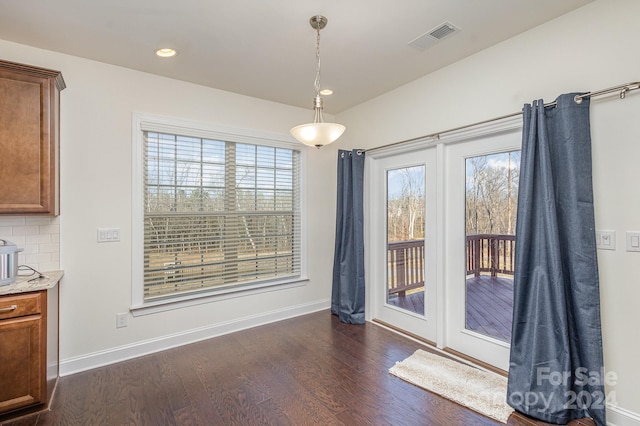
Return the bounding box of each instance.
[290,15,346,148]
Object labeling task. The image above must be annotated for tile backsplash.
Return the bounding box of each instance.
[0,216,60,273]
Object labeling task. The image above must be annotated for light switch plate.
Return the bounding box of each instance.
[626,231,640,252]
[97,227,120,243]
[595,230,616,250]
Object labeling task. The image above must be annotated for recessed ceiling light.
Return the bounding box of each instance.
[320,89,333,96]
[155,48,177,58]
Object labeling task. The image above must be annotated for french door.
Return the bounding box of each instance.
[367,147,438,343]
[366,121,521,371]
[444,130,521,371]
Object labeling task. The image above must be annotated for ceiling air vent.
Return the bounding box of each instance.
[408,21,460,51]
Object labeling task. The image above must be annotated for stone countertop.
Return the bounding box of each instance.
[0,270,64,296]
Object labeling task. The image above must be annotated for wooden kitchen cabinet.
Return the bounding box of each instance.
[0,288,59,418]
[0,59,66,215]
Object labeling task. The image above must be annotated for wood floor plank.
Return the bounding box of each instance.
[171,345,226,424]
[255,398,294,426]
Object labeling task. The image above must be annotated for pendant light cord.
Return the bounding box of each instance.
[314,25,321,97]
[312,23,325,124]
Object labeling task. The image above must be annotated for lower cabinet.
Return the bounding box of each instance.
[0,288,58,418]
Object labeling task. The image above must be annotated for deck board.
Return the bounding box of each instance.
[387,275,513,342]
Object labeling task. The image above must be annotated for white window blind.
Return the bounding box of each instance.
[143,131,301,301]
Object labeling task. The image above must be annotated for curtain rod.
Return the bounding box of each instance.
[364,81,640,153]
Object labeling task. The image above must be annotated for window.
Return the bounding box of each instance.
[132,114,304,308]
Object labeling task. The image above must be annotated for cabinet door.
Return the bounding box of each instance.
[0,60,65,215]
[0,315,45,413]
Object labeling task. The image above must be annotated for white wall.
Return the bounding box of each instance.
[337,0,640,422]
[0,39,340,372]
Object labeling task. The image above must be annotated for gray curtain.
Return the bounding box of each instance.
[507,94,606,425]
[331,149,365,324]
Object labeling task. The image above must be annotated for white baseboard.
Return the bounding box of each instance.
[60,299,330,376]
[608,404,640,426]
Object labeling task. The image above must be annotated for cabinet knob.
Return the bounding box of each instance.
[0,305,18,313]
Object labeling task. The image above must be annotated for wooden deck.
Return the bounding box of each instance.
[387,275,513,343]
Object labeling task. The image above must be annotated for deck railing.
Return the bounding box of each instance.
[387,234,515,296]
[466,234,515,278]
[387,240,424,296]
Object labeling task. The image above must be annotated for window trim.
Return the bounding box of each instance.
[131,112,308,315]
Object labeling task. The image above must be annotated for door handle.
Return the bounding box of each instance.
[0,305,17,313]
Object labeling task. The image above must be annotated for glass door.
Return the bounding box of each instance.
[368,148,437,343]
[464,151,519,344]
[445,130,521,370]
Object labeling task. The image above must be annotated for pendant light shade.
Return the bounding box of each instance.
[290,16,345,148]
[291,122,346,147]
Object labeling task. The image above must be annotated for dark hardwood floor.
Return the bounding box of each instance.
[0,310,593,426]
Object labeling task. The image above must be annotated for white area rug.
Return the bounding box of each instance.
[389,349,514,423]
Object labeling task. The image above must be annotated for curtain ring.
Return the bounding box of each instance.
[620,87,629,99]
[356,150,363,156]
[340,152,345,158]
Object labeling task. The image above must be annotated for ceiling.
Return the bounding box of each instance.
[0,0,593,114]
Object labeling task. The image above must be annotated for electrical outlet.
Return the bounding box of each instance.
[116,313,128,328]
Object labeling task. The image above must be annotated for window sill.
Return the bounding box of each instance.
[130,277,309,317]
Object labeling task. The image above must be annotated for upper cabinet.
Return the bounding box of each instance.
[0,60,65,215]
